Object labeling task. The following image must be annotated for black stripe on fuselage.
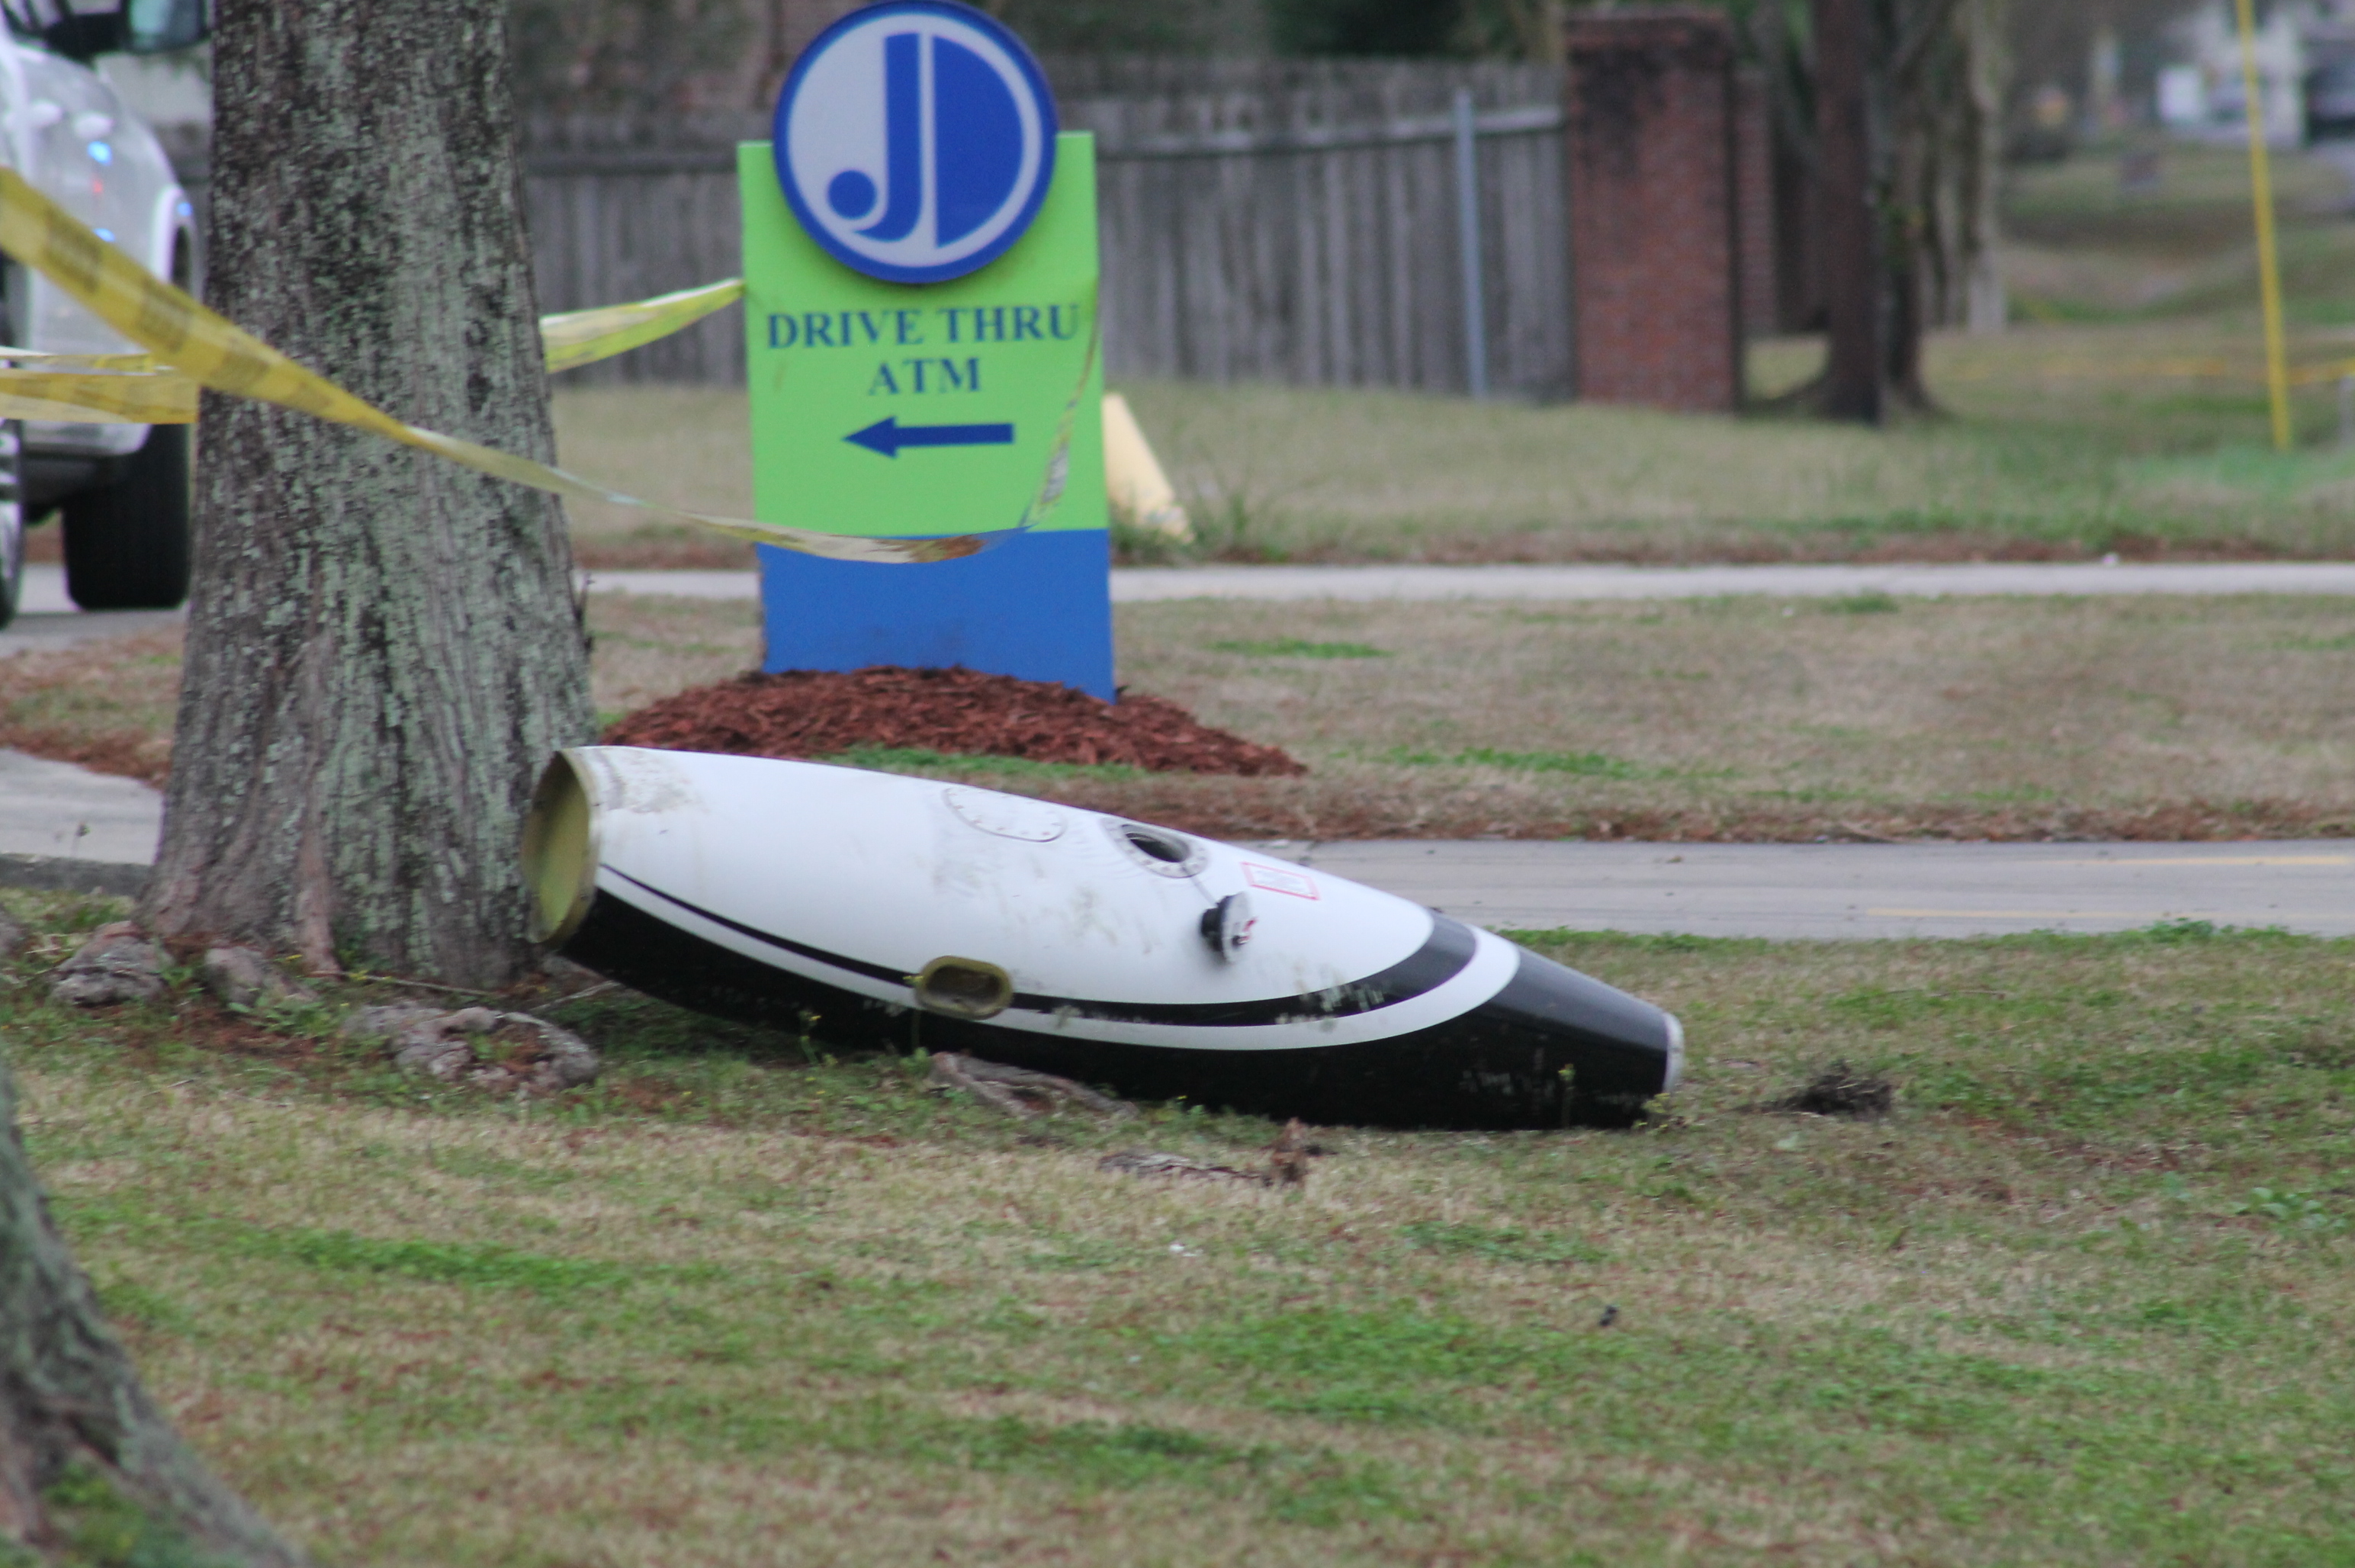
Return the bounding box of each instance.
[558,886,1676,1129]
[604,867,1477,1027]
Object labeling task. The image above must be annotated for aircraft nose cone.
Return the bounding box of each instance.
[1459,946,1683,1124]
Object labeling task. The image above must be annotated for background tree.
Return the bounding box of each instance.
[508,0,750,111]
[1262,0,1560,58]
[503,0,1273,114]
[1753,0,2010,420]
[0,1062,302,1563]
[143,0,594,985]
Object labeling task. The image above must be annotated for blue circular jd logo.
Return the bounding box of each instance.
[774,1,1059,285]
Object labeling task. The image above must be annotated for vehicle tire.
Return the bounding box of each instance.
[0,420,22,631]
[62,423,191,611]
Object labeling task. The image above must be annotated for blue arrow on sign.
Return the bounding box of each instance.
[845,416,1016,458]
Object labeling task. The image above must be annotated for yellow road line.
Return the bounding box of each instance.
[2046,855,2350,868]
[1868,908,2195,920]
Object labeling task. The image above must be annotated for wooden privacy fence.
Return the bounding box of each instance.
[1061,59,1569,397]
[174,59,1574,396]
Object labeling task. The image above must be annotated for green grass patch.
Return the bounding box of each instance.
[1382,745,1659,779]
[1206,638,1390,659]
[10,898,2355,1563]
[823,746,1153,782]
[1398,1219,1605,1266]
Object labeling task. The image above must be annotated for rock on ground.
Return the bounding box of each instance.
[200,946,316,1011]
[346,1004,599,1094]
[50,923,165,1007]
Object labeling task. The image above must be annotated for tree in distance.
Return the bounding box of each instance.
[1782,0,2010,422]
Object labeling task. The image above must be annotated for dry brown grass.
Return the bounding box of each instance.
[17,593,2355,842]
[963,593,2355,840]
[0,627,180,785]
[551,385,758,570]
[586,593,764,721]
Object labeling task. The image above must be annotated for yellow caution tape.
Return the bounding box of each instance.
[540,278,745,374]
[0,366,197,423]
[1014,284,1099,534]
[0,274,749,411]
[0,167,978,564]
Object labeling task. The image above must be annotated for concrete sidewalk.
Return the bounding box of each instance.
[0,750,163,869]
[577,560,2355,603]
[18,561,2355,628]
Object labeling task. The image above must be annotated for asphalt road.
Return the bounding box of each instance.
[0,756,2343,938]
[1253,839,2355,939]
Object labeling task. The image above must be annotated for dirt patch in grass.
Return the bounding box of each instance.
[603,665,1305,776]
[574,530,754,570]
[881,770,2355,844]
[1769,1061,1897,1119]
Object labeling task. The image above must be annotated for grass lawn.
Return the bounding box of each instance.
[18,592,2355,842]
[552,146,2355,570]
[10,887,2351,1566]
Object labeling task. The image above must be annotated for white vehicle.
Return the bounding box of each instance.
[0,0,205,627]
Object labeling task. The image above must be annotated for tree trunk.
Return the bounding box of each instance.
[144,0,595,987]
[1961,0,2010,333]
[0,1063,303,1563]
[1814,0,1884,423]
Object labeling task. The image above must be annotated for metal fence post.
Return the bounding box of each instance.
[1452,88,1490,400]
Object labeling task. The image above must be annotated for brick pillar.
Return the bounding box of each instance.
[1563,8,1742,411]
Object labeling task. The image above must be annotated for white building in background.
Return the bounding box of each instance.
[2160,0,2308,145]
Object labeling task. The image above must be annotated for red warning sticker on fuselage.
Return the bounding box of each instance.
[1242,862,1319,900]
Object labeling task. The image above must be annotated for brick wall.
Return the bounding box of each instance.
[1563,8,1742,411]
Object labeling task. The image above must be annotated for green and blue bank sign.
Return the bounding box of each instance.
[744,0,1111,699]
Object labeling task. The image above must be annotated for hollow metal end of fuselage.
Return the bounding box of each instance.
[522,750,599,947]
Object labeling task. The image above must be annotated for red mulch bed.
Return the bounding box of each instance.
[602,666,1306,776]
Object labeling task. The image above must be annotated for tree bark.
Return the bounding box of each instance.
[0,1063,304,1563]
[144,0,595,986]
[1814,0,1884,423]
[1961,0,2010,333]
